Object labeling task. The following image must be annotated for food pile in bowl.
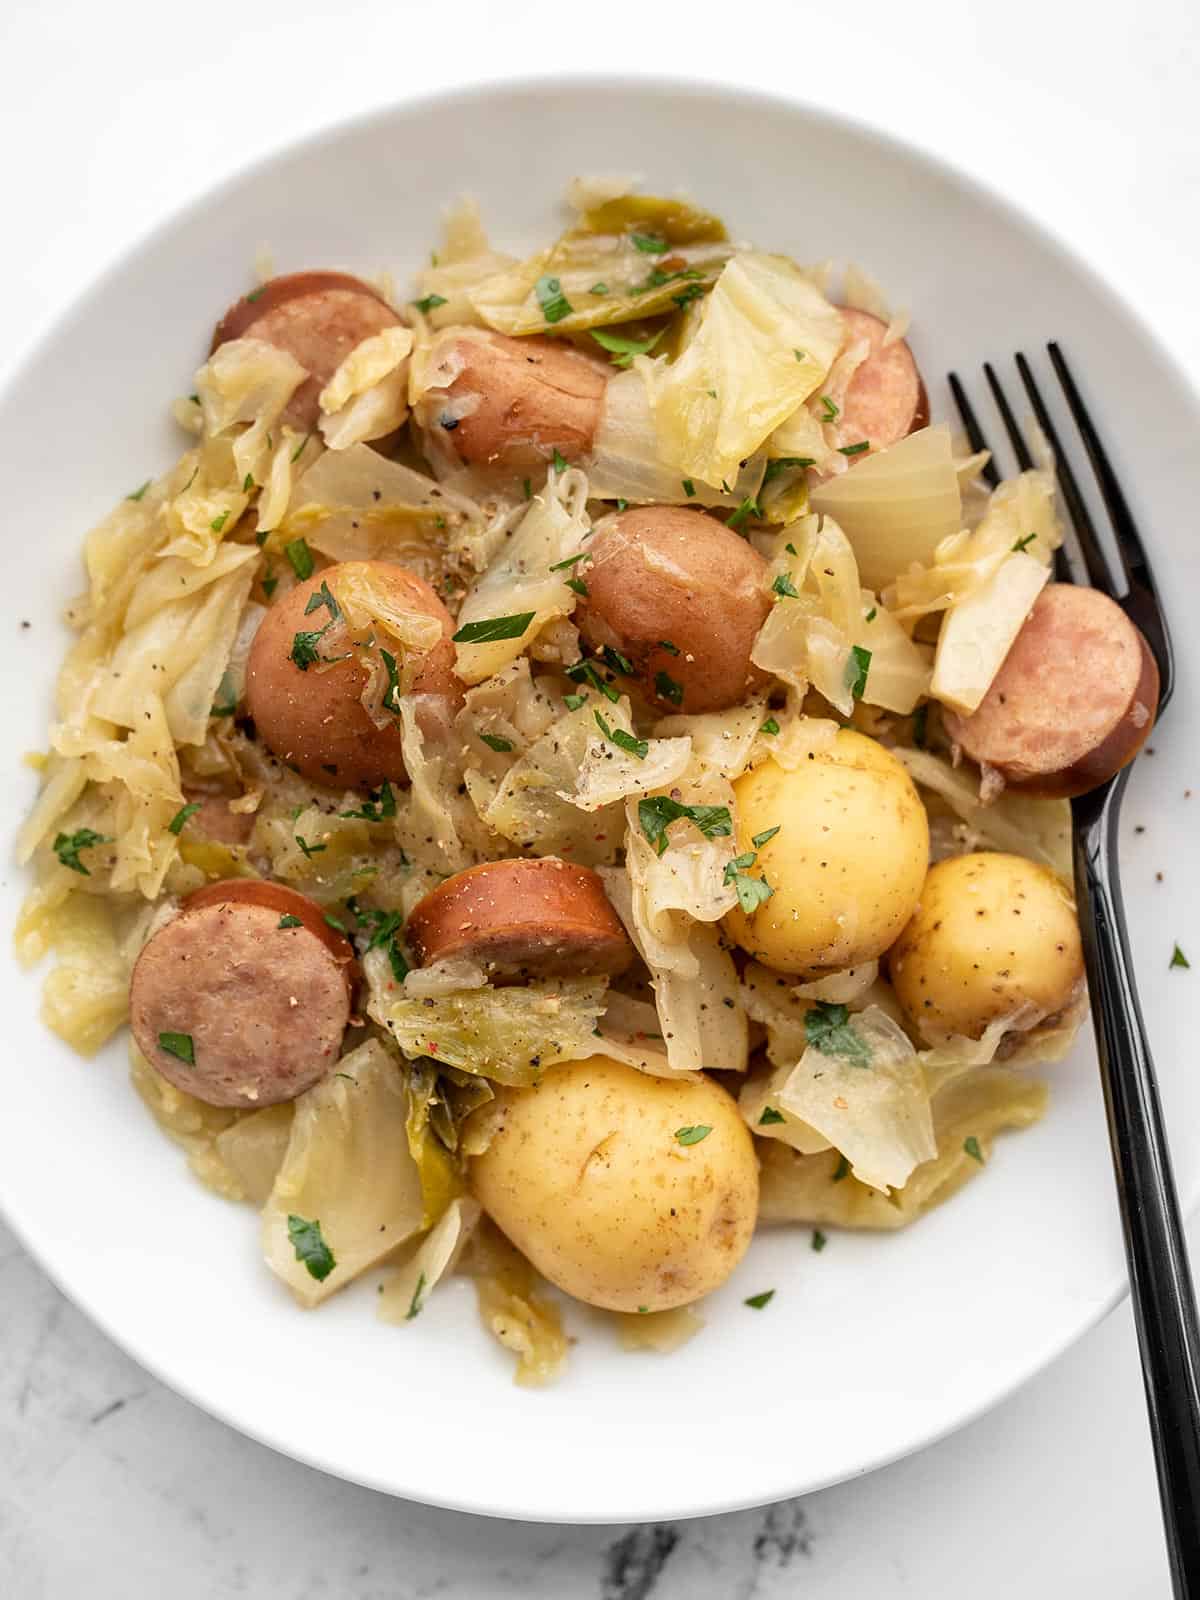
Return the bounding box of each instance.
[17,179,1157,1382]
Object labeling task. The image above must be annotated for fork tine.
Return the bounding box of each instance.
[1014,352,1112,592]
[983,362,1036,471]
[1047,343,1153,593]
[947,372,1000,488]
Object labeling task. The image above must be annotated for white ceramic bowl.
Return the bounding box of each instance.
[2,78,1197,1525]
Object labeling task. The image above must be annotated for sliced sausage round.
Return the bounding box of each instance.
[943,583,1159,797]
[574,505,771,713]
[836,307,928,456]
[416,329,606,473]
[407,858,633,979]
[245,560,461,789]
[130,880,354,1108]
[211,271,403,430]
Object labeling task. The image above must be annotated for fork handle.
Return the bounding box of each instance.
[1075,800,1200,1594]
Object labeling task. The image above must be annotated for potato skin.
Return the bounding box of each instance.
[418,329,606,472]
[889,852,1084,1043]
[575,506,771,713]
[723,730,929,976]
[245,560,460,789]
[469,1055,759,1313]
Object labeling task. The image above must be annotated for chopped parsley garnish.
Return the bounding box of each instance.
[637,796,732,856]
[804,1001,871,1065]
[727,497,760,532]
[262,569,278,598]
[564,692,588,711]
[243,473,255,492]
[912,703,929,749]
[658,639,680,655]
[838,441,870,457]
[751,825,781,849]
[53,826,111,876]
[210,670,238,718]
[964,1136,984,1164]
[452,611,536,644]
[744,1290,775,1309]
[246,286,265,303]
[724,851,774,914]
[295,834,327,859]
[304,580,340,620]
[762,457,815,485]
[287,1215,336,1282]
[549,551,589,572]
[348,901,409,983]
[566,576,589,597]
[278,914,303,928]
[210,511,230,533]
[285,537,314,580]
[758,1106,785,1126]
[379,648,402,715]
[819,395,839,421]
[1171,944,1191,970]
[631,232,669,253]
[589,282,609,295]
[535,274,573,324]
[406,1271,428,1320]
[1012,532,1037,553]
[565,658,620,703]
[552,448,569,475]
[601,644,634,677]
[289,629,329,671]
[811,1229,828,1253]
[479,733,514,753]
[324,913,347,934]
[127,480,152,502]
[772,573,800,600]
[675,1124,712,1146]
[590,327,666,368]
[864,606,877,623]
[672,283,706,309]
[522,477,533,500]
[340,781,397,821]
[654,670,684,706]
[616,498,628,511]
[167,803,201,835]
[290,430,314,464]
[845,645,872,700]
[412,293,447,313]
[157,1031,194,1066]
[682,478,696,498]
[759,716,780,736]
[593,709,647,761]
[832,1154,851,1183]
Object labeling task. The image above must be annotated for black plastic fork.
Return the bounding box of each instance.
[950,350,1200,1596]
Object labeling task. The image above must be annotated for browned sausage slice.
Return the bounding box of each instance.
[212,271,403,430]
[574,505,770,713]
[244,560,461,789]
[943,583,1159,797]
[417,330,606,472]
[407,859,633,978]
[837,307,928,456]
[130,881,354,1108]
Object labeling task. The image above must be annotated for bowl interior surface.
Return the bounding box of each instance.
[1,78,1197,1523]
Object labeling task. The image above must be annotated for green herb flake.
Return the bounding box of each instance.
[590,327,666,368]
[290,430,314,465]
[819,395,839,422]
[126,479,152,502]
[772,573,800,601]
[167,802,201,835]
[1171,944,1191,970]
[304,580,340,621]
[682,478,696,498]
[752,825,781,849]
[865,606,877,623]
[51,828,112,877]
[654,670,684,706]
[158,1031,195,1066]
[246,286,265,303]
[964,1135,985,1164]
[838,441,870,457]
[522,477,533,501]
[278,914,303,929]
[565,658,620,704]
[675,1124,712,1146]
[615,499,628,512]
[638,796,732,856]
[723,851,774,914]
[243,473,255,492]
[845,644,872,700]
[452,611,536,645]
[412,293,447,313]
[552,448,569,475]
[758,1107,785,1126]
[593,709,648,761]
[762,457,815,486]
[744,1290,775,1309]
[564,692,588,711]
[210,669,238,718]
[832,1154,851,1183]
[379,648,402,715]
[406,1271,428,1320]
[804,1001,871,1065]
[759,717,780,736]
[1012,532,1037,553]
[811,1229,828,1253]
[631,232,669,254]
[210,511,230,533]
[289,629,328,671]
[601,644,634,677]
[295,834,327,859]
[339,781,397,822]
[287,1215,336,1282]
[285,537,314,581]
[480,733,514,753]
[589,282,609,296]
[566,576,589,597]
[324,913,348,934]
[727,496,760,532]
[658,639,680,656]
[535,274,573,325]
[549,551,589,572]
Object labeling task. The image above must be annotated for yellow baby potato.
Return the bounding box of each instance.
[724,729,929,977]
[469,1055,759,1313]
[889,852,1084,1044]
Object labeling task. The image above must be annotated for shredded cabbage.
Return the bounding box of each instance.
[318,326,414,450]
[378,1196,481,1324]
[930,549,1048,714]
[462,1218,569,1387]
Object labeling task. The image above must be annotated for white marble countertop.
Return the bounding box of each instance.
[3,1,1199,1594]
